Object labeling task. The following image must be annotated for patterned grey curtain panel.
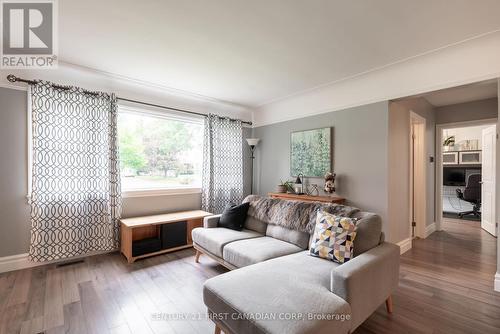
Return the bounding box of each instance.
[29,81,122,262]
[202,114,244,214]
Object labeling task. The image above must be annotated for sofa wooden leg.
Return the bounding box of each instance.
[214,324,221,334]
[385,295,393,314]
[195,250,201,263]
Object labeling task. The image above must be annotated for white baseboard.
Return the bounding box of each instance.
[495,273,500,292]
[397,238,412,255]
[0,253,32,273]
[425,222,436,238]
[0,249,116,274]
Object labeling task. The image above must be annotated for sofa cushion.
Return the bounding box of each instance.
[244,216,267,234]
[191,227,262,258]
[309,211,358,264]
[204,251,351,334]
[219,202,250,231]
[265,224,310,249]
[350,212,382,256]
[223,236,303,268]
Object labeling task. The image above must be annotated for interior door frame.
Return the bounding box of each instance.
[435,118,497,231]
[409,112,427,239]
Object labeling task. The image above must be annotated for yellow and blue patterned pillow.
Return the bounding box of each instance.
[309,210,358,263]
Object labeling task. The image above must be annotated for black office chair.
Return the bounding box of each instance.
[456,174,481,218]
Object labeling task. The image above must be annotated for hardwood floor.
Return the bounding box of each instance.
[0,218,498,334]
[356,218,499,334]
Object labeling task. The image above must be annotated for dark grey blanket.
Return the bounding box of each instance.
[242,195,359,233]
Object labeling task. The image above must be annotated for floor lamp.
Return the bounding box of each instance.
[246,138,260,194]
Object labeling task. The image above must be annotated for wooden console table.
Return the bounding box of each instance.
[268,192,345,204]
[120,210,212,263]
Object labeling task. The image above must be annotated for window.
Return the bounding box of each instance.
[118,107,204,194]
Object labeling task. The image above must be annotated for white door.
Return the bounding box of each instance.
[481,125,497,236]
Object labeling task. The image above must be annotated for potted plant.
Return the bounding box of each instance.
[443,136,455,152]
[277,180,293,193]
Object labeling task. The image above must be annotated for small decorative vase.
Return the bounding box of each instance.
[277,185,287,193]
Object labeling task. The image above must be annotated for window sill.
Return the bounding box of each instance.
[122,187,202,198]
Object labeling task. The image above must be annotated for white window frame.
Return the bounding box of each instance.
[117,104,204,198]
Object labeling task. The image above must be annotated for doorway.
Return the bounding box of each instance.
[436,120,497,236]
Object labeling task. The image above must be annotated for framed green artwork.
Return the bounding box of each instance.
[290,127,332,177]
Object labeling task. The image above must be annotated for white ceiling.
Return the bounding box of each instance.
[422,80,498,107]
[59,0,500,108]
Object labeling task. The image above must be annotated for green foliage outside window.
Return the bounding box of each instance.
[118,112,203,189]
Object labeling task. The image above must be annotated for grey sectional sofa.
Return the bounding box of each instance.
[192,196,400,334]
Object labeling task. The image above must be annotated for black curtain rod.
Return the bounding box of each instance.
[6,74,252,125]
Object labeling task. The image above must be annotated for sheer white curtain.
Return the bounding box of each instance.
[28,81,121,261]
[202,114,244,214]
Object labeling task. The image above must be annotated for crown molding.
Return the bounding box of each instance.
[58,61,252,111]
[256,29,500,108]
[1,62,254,122]
[253,30,500,127]
[0,82,27,91]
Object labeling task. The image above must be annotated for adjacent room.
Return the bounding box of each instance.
[442,125,492,221]
[1,1,500,334]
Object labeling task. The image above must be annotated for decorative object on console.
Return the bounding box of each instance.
[306,184,320,196]
[309,211,358,264]
[277,179,293,193]
[290,127,332,177]
[324,172,336,193]
[294,173,304,195]
[246,138,260,194]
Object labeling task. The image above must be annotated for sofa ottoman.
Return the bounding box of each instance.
[204,251,352,334]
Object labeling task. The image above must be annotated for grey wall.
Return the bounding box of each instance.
[0,87,252,257]
[435,98,498,124]
[387,102,410,243]
[252,102,391,239]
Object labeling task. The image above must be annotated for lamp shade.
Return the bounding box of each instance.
[295,175,302,184]
[246,138,260,147]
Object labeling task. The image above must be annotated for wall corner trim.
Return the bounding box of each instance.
[495,273,500,292]
[425,222,437,238]
[397,238,412,255]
